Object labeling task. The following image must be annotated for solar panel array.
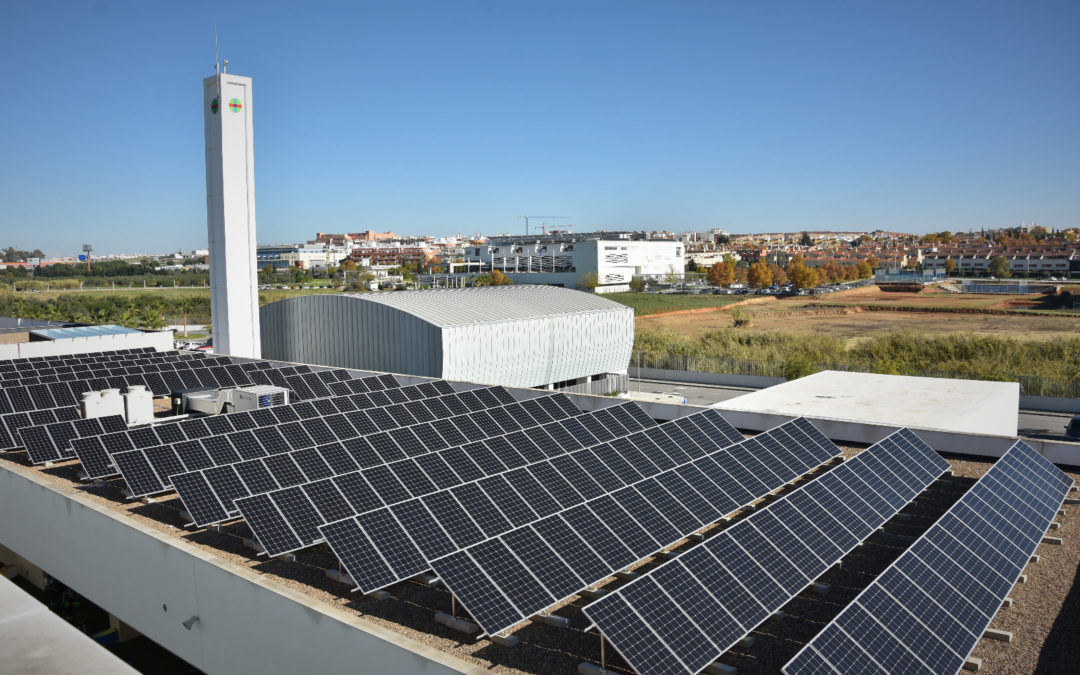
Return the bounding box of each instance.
[784,440,1074,675]
[177,389,587,533]
[0,406,87,453]
[422,417,840,638]
[0,346,158,381]
[71,372,426,481]
[17,363,364,465]
[244,399,667,560]
[122,380,513,507]
[0,349,238,413]
[0,349,277,453]
[582,428,949,675]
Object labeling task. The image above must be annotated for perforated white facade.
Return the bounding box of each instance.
[260,286,634,390]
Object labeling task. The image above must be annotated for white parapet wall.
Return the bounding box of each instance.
[0,463,481,675]
[0,331,174,360]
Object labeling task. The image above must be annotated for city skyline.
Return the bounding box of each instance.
[2,1,1078,255]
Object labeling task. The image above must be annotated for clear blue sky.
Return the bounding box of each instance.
[2,1,1078,256]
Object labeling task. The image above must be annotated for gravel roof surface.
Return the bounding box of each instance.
[3,441,1076,675]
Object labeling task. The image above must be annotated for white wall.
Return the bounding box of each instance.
[0,331,173,360]
[441,309,634,388]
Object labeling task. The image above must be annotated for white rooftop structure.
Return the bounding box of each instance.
[345,284,626,326]
[713,370,1019,438]
[260,285,634,392]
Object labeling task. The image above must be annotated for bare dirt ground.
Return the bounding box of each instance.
[638,287,1080,340]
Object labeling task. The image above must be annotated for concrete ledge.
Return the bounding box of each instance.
[1019,394,1080,414]
[434,612,479,635]
[983,628,1012,642]
[0,574,139,675]
[0,462,479,675]
[532,614,569,628]
[1042,536,1064,546]
[705,662,738,675]
[963,656,983,672]
[325,568,355,586]
[489,634,519,648]
[631,367,784,390]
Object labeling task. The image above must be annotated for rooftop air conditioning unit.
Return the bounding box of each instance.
[181,385,290,415]
[230,385,290,412]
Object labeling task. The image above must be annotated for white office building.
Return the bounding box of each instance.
[454,235,684,292]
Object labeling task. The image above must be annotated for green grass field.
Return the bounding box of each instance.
[0,286,345,329]
[604,292,747,316]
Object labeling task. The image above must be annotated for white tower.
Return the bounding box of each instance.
[203,70,261,358]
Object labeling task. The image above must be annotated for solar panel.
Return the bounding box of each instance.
[71,436,117,479]
[20,424,61,464]
[171,391,610,554]
[234,459,280,494]
[113,449,168,497]
[784,439,1074,675]
[235,493,304,554]
[230,402,637,557]
[428,417,840,638]
[143,444,187,485]
[264,454,307,488]
[203,465,251,513]
[579,427,949,675]
[319,408,727,596]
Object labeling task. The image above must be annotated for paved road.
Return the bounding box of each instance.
[630,377,1074,441]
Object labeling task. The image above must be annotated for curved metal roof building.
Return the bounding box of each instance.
[260,285,634,389]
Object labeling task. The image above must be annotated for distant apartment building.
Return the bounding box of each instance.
[348,244,438,267]
[312,230,397,245]
[447,233,684,293]
[923,247,1077,276]
[257,243,349,271]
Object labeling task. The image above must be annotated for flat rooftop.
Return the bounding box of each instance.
[2,434,1075,674]
[713,370,1020,437]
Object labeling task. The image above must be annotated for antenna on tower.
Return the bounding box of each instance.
[214,25,220,74]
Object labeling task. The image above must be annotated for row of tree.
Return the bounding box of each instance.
[2,247,45,263]
[701,254,873,290]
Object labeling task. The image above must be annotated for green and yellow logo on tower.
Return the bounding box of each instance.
[229,98,242,113]
[210,98,219,114]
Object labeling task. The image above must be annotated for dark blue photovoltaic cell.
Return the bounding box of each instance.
[501,526,584,599]
[431,551,522,634]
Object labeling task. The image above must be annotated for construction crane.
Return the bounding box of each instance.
[516,215,569,236]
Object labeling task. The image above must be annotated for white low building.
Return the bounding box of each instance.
[260,285,634,393]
